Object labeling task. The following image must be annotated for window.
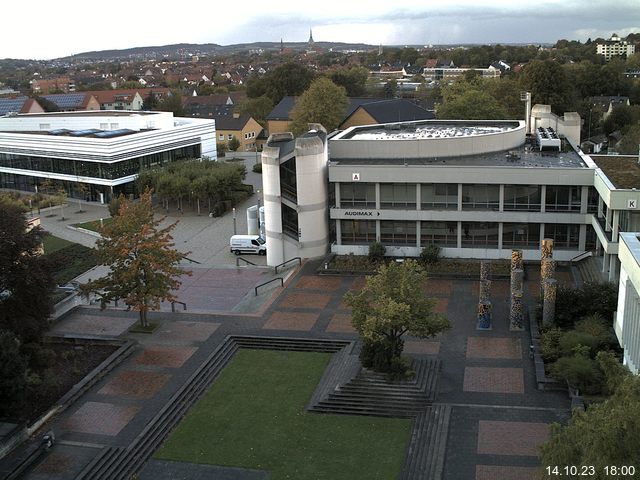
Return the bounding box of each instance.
[421,221,457,247]
[380,221,416,245]
[282,204,298,239]
[461,222,499,248]
[545,186,581,212]
[462,184,499,210]
[502,223,540,248]
[340,183,376,208]
[545,223,580,249]
[503,185,541,211]
[100,123,109,130]
[421,184,457,209]
[219,134,224,140]
[341,220,376,245]
[228,134,233,140]
[587,187,598,213]
[380,183,416,209]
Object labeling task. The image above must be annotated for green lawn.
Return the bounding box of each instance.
[42,234,74,254]
[42,235,97,284]
[76,217,112,232]
[155,349,412,480]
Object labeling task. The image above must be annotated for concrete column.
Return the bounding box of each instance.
[477,301,492,330]
[416,184,421,211]
[335,219,342,246]
[479,279,491,303]
[579,224,587,251]
[598,196,604,218]
[605,207,612,232]
[602,253,610,273]
[376,220,381,243]
[457,221,462,249]
[609,256,618,283]
[335,183,341,208]
[542,279,558,327]
[511,249,524,270]
[511,268,524,296]
[540,185,547,213]
[415,221,420,248]
[375,183,381,210]
[499,184,505,212]
[457,184,463,211]
[498,223,504,250]
[612,210,620,240]
[580,186,589,215]
[510,292,524,331]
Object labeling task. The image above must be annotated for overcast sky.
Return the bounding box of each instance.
[2,0,639,60]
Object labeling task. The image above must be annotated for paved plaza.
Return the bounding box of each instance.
[3,163,572,479]
[4,257,572,480]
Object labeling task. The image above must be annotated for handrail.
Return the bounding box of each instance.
[236,257,258,266]
[274,257,302,274]
[255,277,283,295]
[182,256,201,264]
[171,301,187,312]
[570,251,593,263]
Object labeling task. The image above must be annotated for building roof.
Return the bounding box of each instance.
[0,96,37,115]
[266,96,297,120]
[43,93,95,110]
[352,99,435,124]
[213,114,253,130]
[591,155,640,189]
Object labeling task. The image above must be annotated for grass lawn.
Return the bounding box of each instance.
[43,234,97,284]
[76,217,112,232]
[42,234,74,254]
[155,349,412,480]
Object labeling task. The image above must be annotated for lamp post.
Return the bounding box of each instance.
[232,207,237,235]
[256,189,261,231]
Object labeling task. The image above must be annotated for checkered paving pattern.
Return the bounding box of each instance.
[262,311,319,331]
[98,370,171,400]
[325,313,356,333]
[295,275,343,291]
[151,321,220,344]
[477,420,550,456]
[471,281,510,297]
[348,277,366,291]
[466,337,522,359]
[476,465,539,480]
[404,340,441,355]
[134,345,198,368]
[65,402,140,436]
[278,292,331,309]
[463,367,525,394]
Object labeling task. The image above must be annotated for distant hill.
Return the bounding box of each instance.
[61,41,378,61]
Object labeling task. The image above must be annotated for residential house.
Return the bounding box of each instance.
[590,96,631,120]
[214,113,263,152]
[42,93,100,111]
[30,76,74,94]
[0,96,44,115]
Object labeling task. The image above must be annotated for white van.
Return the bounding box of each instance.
[229,235,266,255]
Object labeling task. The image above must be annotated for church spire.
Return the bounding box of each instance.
[308,29,314,45]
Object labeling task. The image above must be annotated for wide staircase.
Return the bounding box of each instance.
[575,255,605,284]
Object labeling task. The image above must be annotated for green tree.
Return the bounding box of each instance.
[539,373,640,478]
[142,91,158,110]
[83,189,189,327]
[247,62,315,104]
[156,91,183,116]
[437,89,507,120]
[519,59,574,113]
[344,259,450,374]
[618,124,640,155]
[216,141,228,157]
[0,330,28,416]
[237,95,274,126]
[289,77,348,134]
[0,199,53,342]
[228,137,241,152]
[328,66,369,97]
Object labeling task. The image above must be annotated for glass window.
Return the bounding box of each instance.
[380,220,416,245]
[282,204,298,239]
[462,184,499,210]
[421,184,457,210]
[380,183,416,209]
[341,220,376,245]
[545,186,581,212]
[587,186,598,214]
[279,158,297,203]
[340,183,376,208]
[545,223,580,249]
[421,221,457,247]
[503,185,541,211]
[502,223,540,248]
[461,222,499,248]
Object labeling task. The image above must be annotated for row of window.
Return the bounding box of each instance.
[0,145,200,180]
[217,131,256,141]
[338,183,597,213]
[340,220,589,250]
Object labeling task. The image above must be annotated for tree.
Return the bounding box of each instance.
[618,124,640,155]
[228,137,241,152]
[216,142,228,157]
[0,330,28,416]
[539,373,640,477]
[0,199,53,342]
[328,66,369,97]
[237,95,274,126]
[519,59,574,114]
[437,89,507,120]
[156,91,183,116]
[76,182,90,212]
[344,259,450,375]
[142,91,158,110]
[289,77,349,135]
[246,62,315,104]
[83,189,190,327]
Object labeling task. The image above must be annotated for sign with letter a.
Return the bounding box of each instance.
[352,173,360,181]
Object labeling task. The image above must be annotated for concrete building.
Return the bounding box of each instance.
[0,110,216,202]
[615,232,640,374]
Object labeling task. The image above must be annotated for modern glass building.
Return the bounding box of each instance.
[0,110,216,202]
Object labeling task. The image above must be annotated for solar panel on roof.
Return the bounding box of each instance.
[44,93,86,109]
[49,129,71,135]
[70,129,101,136]
[93,129,135,138]
[0,97,28,115]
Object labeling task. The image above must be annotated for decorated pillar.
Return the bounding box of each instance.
[477,301,492,330]
[479,279,492,304]
[510,268,524,297]
[541,238,554,260]
[480,260,492,281]
[542,279,558,327]
[509,291,524,331]
[541,258,556,297]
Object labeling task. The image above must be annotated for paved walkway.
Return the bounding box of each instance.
[5,259,573,480]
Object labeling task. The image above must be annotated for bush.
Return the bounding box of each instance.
[0,330,28,415]
[368,242,386,262]
[551,351,602,394]
[554,282,618,329]
[360,338,412,380]
[558,331,602,358]
[419,244,440,265]
[540,327,563,363]
[108,196,123,217]
[252,162,262,173]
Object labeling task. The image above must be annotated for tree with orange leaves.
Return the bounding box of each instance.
[84,189,189,327]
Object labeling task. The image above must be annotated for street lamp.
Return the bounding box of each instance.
[232,207,237,235]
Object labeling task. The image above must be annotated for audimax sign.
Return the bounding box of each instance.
[344,210,380,216]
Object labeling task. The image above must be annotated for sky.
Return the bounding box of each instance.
[2,0,639,60]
